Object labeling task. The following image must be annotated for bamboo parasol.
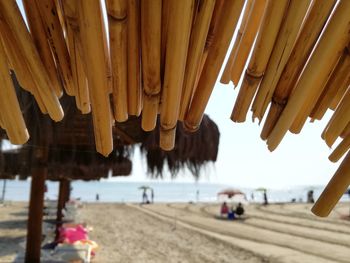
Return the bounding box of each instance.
[329,134,350,163]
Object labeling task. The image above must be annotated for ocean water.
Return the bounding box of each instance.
[1,179,349,204]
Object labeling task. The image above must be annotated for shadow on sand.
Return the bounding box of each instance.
[0,219,27,230]
[0,236,25,258]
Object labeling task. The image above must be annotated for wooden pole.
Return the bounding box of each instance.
[25,149,48,262]
[55,180,70,241]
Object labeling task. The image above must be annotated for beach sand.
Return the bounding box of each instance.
[1,202,350,262]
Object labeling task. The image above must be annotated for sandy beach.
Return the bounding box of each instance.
[1,202,350,263]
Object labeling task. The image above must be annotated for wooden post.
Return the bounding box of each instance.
[25,118,49,263]
[25,153,47,263]
[55,180,70,241]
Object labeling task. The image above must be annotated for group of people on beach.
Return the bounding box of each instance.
[220,202,245,220]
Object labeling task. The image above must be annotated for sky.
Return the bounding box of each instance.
[14,0,341,189]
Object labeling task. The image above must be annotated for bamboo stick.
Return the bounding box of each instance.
[140,0,162,131]
[0,19,48,114]
[185,0,244,132]
[161,0,170,77]
[35,0,74,96]
[323,87,350,147]
[127,0,142,116]
[312,151,350,217]
[261,0,336,140]
[230,0,267,86]
[160,0,194,150]
[179,0,216,122]
[22,0,63,98]
[0,36,29,145]
[310,48,350,120]
[341,122,350,139]
[231,0,289,122]
[220,0,253,84]
[330,77,350,111]
[196,0,225,81]
[0,0,63,121]
[267,0,350,151]
[251,0,312,122]
[329,135,350,163]
[61,0,91,114]
[106,0,128,122]
[78,0,113,156]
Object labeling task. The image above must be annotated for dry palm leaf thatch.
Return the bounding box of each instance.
[141,114,219,178]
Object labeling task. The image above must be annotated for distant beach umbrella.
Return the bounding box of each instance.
[138,185,152,191]
[255,187,267,192]
[218,188,245,198]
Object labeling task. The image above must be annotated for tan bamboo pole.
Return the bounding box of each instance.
[330,77,350,111]
[229,0,267,86]
[220,0,253,84]
[196,0,225,81]
[22,0,62,98]
[251,0,312,122]
[261,0,336,140]
[267,0,350,151]
[179,0,216,122]
[161,0,170,77]
[312,151,350,217]
[78,0,113,156]
[0,0,63,121]
[106,0,128,122]
[310,48,350,120]
[159,0,194,150]
[323,87,350,147]
[34,0,74,96]
[61,0,91,114]
[341,122,350,139]
[0,37,29,145]
[329,135,350,163]
[185,0,244,132]
[66,26,91,114]
[127,0,142,116]
[140,0,162,131]
[0,19,48,114]
[231,0,289,122]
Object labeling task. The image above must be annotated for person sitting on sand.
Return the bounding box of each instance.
[220,202,229,216]
[235,202,245,217]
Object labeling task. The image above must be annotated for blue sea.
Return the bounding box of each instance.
[1,179,349,204]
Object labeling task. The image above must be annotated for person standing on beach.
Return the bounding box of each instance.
[142,189,148,204]
[151,189,154,203]
[96,193,100,201]
[263,190,268,205]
